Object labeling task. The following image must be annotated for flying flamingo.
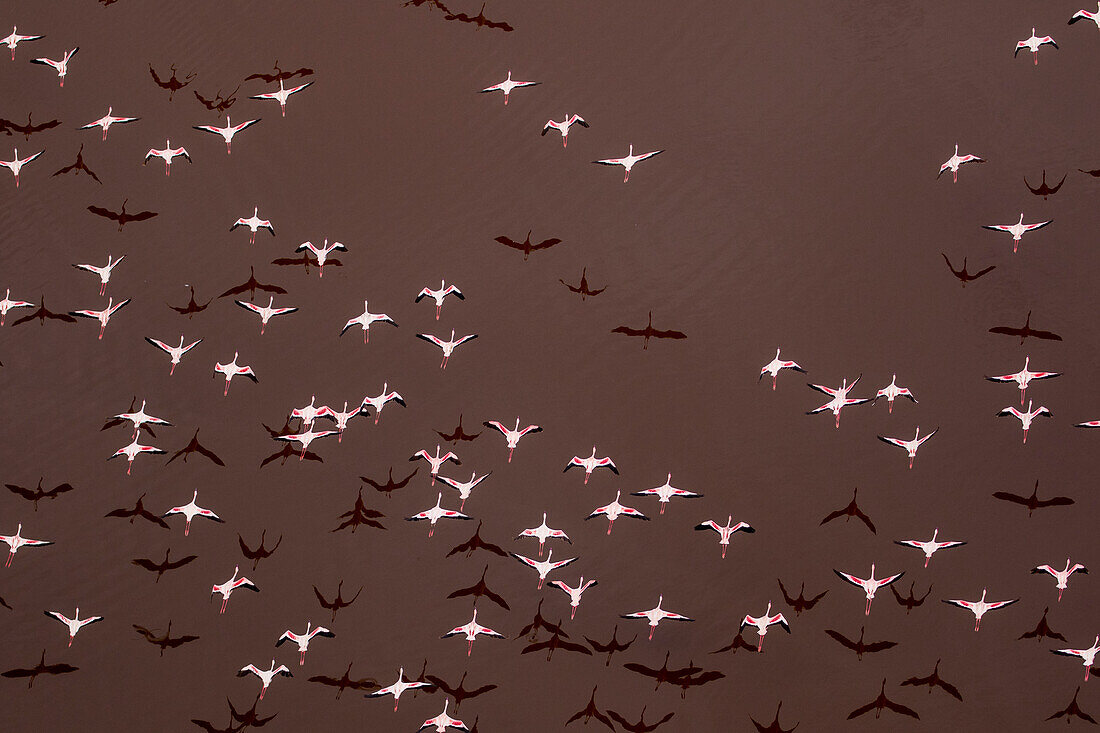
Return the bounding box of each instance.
[586,491,649,535]
[276,622,335,665]
[1015,27,1058,64]
[212,565,259,614]
[44,608,103,647]
[296,239,346,278]
[109,436,166,475]
[406,492,470,537]
[2,27,43,61]
[564,446,619,484]
[274,427,338,460]
[1,524,53,567]
[1070,3,1100,29]
[438,471,491,511]
[415,329,478,369]
[238,659,291,700]
[986,356,1061,405]
[143,139,191,176]
[420,699,469,732]
[340,301,397,343]
[834,564,904,615]
[542,114,588,147]
[366,667,432,711]
[1052,636,1100,681]
[549,577,597,619]
[213,352,258,395]
[982,213,1052,253]
[416,280,464,320]
[321,401,360,442]
[895,529,966,567]
[510,548,578,589]
[1,147,44,187]
[1032,559,1089,601]
[593,144,664,182]
[234,295,298,334]
[621,595,693,640]
[480,70,539,105]
[80,107,139,141]
[942,589,1018,630]
[442,608,504,656]
[69,297,130,339]
[163,490,223,536]
[759,348,806,390]
[145,335,202,375]
[72,254,125,296]
[249,79,314,116]
[482,417,542,462]
[360,383,406,424]
[997,400,1052,443]
[110,399,171,439]
[192,116,260,153]
[694,515,755,558]
[516,513,570,558]
[231,207,275,243]
[873,374,917,413]
[938,143,985,182]
[410,445,461,485]
[807,375,871,428]
[740,602,790,652]
[877,426,938,469]
[291,395,333,428]
[631,473,703,514]
[0,288,34,325]
[30,47,78,86]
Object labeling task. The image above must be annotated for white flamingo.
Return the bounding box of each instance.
[237,659,291,699]
[894,528,966,568]
[479,70,539,105]
[621,595,693,640]
[406,492,470,537]
[586,491,649,535]
[807,375,871,428]
[938,143,984,182]
[516,512,571,558]
[44,608,103,647]
[145,335,202,375]
[212,565,259,614]
[415,329,478,369]
[80,107,139,141]
[415,280,464,320]
[296,239,346,278]
[438,471,491,511]
[110,399,172,439]
[510,548,578,590]
[1052,636,1100,681]
[1032,559,1089,601]
[213,351,258,396]
[0,288,34,325]
[982,213,1052,253]
[108,436,166,475]
[143,139,191,176]
[482,417,542,462]
[1015,27,1058,64]
[366,667,432,711]
[564,446,619,484]
[873,374,917,413]
[542,114,588,147]
[69,297,130,339]
[592,144,663,183]
[548,577,598,619]
[631,473,703,515]
[249,79,313,116]
[997,399,1052,443]
[192,116,260,153]
[340,300,397,343]
[834,564,904,616]
[163,490,223,536]
[942,588,1018,631]
[1,147,44,187]
[986,356,1061,405]
[409,445,460,485]
[442,608,504,656]
[740,602,790,652]
[360,383,406,424]
[877,426,938,469]
[1,524,53,567]
[694,515,755,559]
[759,348,806,390]
[30,47,78,86]
[72,253,125,296]
[234,295,298,334]
[276,621,335,665]
[2,26,43,61]
[231,207,275,243]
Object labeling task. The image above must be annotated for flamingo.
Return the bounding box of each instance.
[586,491,649,535]
[366,667,432,711]
[542,114,588,147]
[296,239,346,278]
[192,116,260,153]
[1,524,53,567]
[479,70,539,105]
[593,144,663,182]
[442,608,504,656]
[212,565,259,614]
[1015,27,1058,64]
[321,401,360,442]
[997,399,1052,443]
[406,492,470,537]
[291,395,333,429]
[1,147,44,187]
[69,297,130,339]
[415,329,478,369]
[108,437,166,475]
[759,348,806,390]
[2,26,43,61]
[45,608,103,647]
[415,280,464,320]
[549,577,598,619]
[420,699,469,732]
[1052,636,1100,681]
[982,213,1052,253]
[110,399,172,439]
[510,548,578,589]
[72,254,125,296]
[143,139,191,176]
[740,602,791,652]
[30,47,78,86]
[895,529,966,567]
[482,417,542,462]
[213,352,258,396]
[145,335,202,375]
[410,445,461,485]
[877,426,938,469]
[249,79,314,116]
[0,288,34,325]
[694,515,755,558]
[621,595,693,640]
[163,490,223,536]
[340,301,397,343]
[564,446,619,484]
[834,564,905,616]
[1070,3,1100,29]
[938,143,985,182]
[360,383,406,424]
[438,471,491,511]
[942,589,1018,630]
[274,427,338,460]
[231,207,275,243]
[276,622,335,665]
[516,513,571,558]
[631,473,703,514]
[986,356,1061,405]
[80,107,139,141]
[873,374,917,413]
[234,295,297,334]
[237,659,291,700]
[1033,559,1089,601]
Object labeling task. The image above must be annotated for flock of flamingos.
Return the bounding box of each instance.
[3,3,1100,731]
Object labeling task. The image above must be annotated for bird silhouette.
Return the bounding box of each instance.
[218,266,287,302]
[710,629,757,655]
[5,478,75,511]
[444,2,514,31]
[132,548,198,583]
[565,685,614,730]
[675,666,725,699]
[447,565,510,610]
[819,488,876,534]
[1047,687,1097,724]
[611,311,687,350]
[623,651,697,691]
[1025,169,1066,198]
[167,428,225,466]
[522,628,592,661]
[10,296,77,327]
[307,663,379,699]
[900,659,963,701]
[101,396,158,438]
[988,311,1063,344]
[494,231,561,260]
[133,621,199,656]
[0,113,61,140]
[846,679,919,720]
[271,251,342,273]
[51,144,100,183]
[751,702,799,733]
[890,581,933,614]
[104,492,170,528]
[606,705,675,732]
[168,285,213,318]
[0,596,11,611]
[1080,167,1100,177]
[824,625,898,661]
[404,0,452,11]
[445,520,507,559]
[332,487,387,533]
[238,530,282,570]
[189,718,238,733]
[244,60,315,83]
[993,479,1074,517]
[777,579,828,616]
[560,267,606,300]
[435,414,482,444]
[261,443,323,467]
[941,253,995,286]
[194,85,239,112]
[1,650,78,688]
[226,696,277,727]
[314,580,362,623]
[423,671,497,710]
[149,63,195,100]
[87,199,158,231]
[360,466,418,498]
[585,624,637,665]
[1019,606,1067,643]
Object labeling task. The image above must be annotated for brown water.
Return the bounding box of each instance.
[2,0,1098,730]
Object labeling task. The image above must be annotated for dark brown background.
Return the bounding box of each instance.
[1,0,1098,730]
